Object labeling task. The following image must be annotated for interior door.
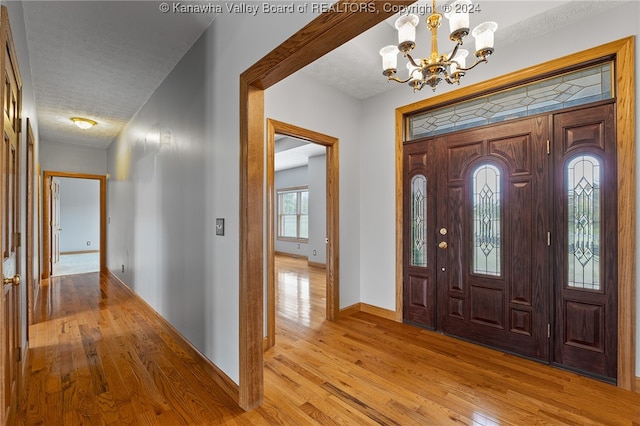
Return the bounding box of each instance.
[50,177,61,275]
[403,140,437,328]
[552,103,617,381]
[436,116,551,361]
[1,5,23,422]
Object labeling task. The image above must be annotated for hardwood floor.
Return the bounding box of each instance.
[16,256,640,425]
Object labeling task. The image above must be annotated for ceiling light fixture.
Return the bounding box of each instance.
[71,117,97,130]
[379,0,497,92]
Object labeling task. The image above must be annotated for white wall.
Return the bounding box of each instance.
[358,1,640,375]
[58,177,100,252]
[40,140,107,175]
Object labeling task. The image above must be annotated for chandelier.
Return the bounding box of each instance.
[379,0,497,92]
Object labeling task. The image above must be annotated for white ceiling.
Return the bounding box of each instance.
[20,0,626,154]
[275,136,326,172]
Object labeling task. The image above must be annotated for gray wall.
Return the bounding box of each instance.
[106,7,318,383]
[58,177,100,252]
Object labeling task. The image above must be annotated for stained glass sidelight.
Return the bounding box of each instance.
[567,155,601,290]
[411,175,427,267]
[473,165,501,276]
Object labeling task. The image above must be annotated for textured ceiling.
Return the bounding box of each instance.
[301,0,627,99]
[21,1,627,152]
[23,1,216,149]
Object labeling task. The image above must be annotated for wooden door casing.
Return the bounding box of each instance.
[553,102,617,381]
[436,116,551,361]
[1,5,23,424]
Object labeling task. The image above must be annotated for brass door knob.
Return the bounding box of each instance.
[438,241,448,249]
[3,274,20,287]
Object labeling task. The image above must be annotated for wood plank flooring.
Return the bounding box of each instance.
[15,256,640,425]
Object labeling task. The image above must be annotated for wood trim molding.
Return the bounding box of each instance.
[338,303,362,319]
[307,261,326,270]
[42,171,107,279]
[274,251,308,260]
[108,270,240,402]
[267,119,339,352]
[240,0,416,410]
[338,302,397,322]
[239,79,264,411]
[394,37,636,391]
[361,303,396,321]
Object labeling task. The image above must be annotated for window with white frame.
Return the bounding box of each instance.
[277,186,308,241]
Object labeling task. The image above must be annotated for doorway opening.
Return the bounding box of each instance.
[42,171,107,279]
[266,119,339,349]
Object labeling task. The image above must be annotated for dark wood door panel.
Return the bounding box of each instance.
[437,116,551,361]
[553,102,617,381]
[403,140,438,329]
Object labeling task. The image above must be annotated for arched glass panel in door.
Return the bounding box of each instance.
[567,155,601,290]
[410,174,427,267]
[472,164,501,276]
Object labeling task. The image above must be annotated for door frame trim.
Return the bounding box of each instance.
[395,37,636,390]
[265,119,339,349]
[42,171,107,279]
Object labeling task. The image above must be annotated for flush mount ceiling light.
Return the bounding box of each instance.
[379,0,497,92]
[70,117,97,130]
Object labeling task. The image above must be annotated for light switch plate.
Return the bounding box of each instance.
[216,218,224,236]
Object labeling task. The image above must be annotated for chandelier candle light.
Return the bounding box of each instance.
[380,0,497,92]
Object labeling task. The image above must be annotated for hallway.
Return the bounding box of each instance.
[15,257,640,424]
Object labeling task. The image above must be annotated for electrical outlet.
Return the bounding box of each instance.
[313,250,317,256]
[86,241,91,246]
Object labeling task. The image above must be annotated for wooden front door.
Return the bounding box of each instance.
[1,5,23,423]
[436,116,551,361]
[403,103,618,379]
[552,103,617,381]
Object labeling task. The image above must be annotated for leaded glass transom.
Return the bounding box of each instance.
[409,62,612,140]
[473,164,501,276]
[411,175,427,267]
[567,155,601,290]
